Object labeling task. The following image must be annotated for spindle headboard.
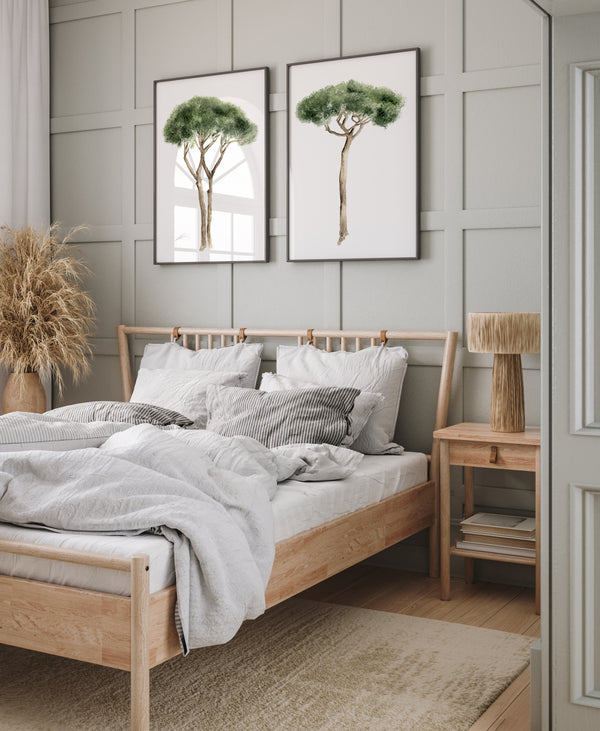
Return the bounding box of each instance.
[117,324,457,457]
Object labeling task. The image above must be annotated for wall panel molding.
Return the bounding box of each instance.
[50,108,153,134]
[269,92,286,112]
[50,0,543,553]
[570,482,600,707]
[51,0,202,23]
[571,60,600,434]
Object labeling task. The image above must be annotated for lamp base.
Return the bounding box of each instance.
[490,354,524,432]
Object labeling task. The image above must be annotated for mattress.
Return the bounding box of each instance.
[273,451,427,542]
[0,452,427,596]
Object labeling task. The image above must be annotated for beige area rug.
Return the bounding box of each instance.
[0,598,532,731]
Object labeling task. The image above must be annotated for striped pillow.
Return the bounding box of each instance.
[0,412,131,452]
[205,385,360,448]
[47,401,193,427]
[259,372,383,447]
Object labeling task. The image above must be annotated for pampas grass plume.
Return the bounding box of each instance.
[0,223,96,393]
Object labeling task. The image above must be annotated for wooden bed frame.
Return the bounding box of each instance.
[0,325,457,730]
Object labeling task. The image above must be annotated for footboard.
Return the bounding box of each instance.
[0,541,151,730]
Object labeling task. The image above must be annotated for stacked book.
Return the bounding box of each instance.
[456,512,536,558]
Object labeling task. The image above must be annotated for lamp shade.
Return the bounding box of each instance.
[467,312,540,354]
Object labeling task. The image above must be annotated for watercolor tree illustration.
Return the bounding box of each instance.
[296,80,405,245]
[163,96,257,251]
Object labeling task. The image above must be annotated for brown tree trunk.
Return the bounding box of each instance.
[206,173,214,249]
[196,148,209,251]
[195,180,208,251]
[203,143,228,251]
[337,135,353,245]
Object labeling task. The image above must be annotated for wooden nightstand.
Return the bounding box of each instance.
[433,422,541,614]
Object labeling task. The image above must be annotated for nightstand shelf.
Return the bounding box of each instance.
[450,545,536,566]
[434,422,541,614]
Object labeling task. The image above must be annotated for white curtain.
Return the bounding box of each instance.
[0,0,50,409]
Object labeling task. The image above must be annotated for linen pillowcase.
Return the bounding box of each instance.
[130,368,246,428]
[271,442,364,482]
[0,412,132,451]
[46,401,193,427]
[276,344,408,455]
[259,372,383,447]
[205,384,360,449]
[139,341,263,389]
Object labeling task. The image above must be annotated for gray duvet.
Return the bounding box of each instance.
[0,423,279,653]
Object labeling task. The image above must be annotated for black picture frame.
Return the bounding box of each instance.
[154,67,269,264]
[287,48,420,262]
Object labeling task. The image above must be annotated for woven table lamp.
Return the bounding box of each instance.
[468,312,540,432]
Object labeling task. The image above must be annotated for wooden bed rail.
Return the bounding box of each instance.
[0,538,136,571]
[117,325,456,398]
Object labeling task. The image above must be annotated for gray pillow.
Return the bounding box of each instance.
[205,385,360,448]
[259,372,384,448]
[47,401,193,427]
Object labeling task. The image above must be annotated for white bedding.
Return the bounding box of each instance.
[274,451,427,541]
[0,424,280,652]
[0,451,427,596]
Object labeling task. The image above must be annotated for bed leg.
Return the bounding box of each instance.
[131,554,150,731]
[428,514,440,578]
[428,444,440,579]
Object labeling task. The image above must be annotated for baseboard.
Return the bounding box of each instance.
[530,638,542,731]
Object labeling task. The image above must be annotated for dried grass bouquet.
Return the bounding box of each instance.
[0,224,96,393]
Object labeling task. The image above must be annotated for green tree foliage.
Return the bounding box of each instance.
[164,96,258,250]
[296,80,404,245]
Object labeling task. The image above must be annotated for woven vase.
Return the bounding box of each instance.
[2,372,46,414]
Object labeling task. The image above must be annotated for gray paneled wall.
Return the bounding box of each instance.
[49,0,542,581]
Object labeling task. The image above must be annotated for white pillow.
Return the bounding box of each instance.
[259,372,382,447]
[131,368,246,428]
[139,341,263,389]
[276,345,408,455]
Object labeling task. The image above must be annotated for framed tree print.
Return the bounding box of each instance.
[287,49,420,261]
[154,67,269,263]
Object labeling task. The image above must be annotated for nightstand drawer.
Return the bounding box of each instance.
[447,440,537,471]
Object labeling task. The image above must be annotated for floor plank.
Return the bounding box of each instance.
[301,565,401,606]
[323,568,440,611]
[303,566,539,731]
[478,587,539,636]
[485,683,530,731]
[400,581,523,626]
[470,667,531,731]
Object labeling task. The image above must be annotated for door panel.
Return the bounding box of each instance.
[552,10,600,729]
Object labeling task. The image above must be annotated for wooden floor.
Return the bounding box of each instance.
[300,565,539,731]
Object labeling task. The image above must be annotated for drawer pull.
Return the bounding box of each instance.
[490,446,498,464]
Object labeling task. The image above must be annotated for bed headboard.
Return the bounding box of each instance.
[117,324,457,455]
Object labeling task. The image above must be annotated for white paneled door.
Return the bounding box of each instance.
[547,5,600,729]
